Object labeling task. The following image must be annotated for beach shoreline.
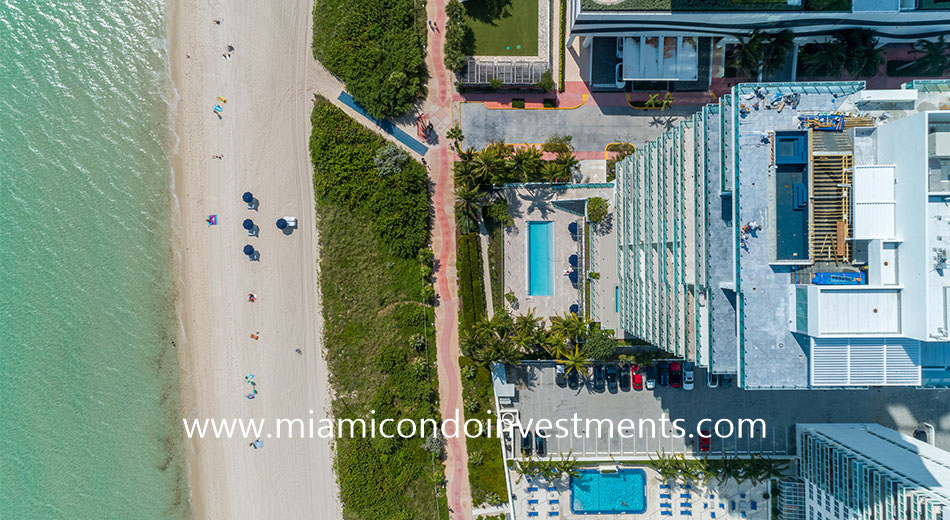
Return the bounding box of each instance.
[166,0,340,517]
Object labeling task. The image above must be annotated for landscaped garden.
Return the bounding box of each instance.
[462,0,539,56]
[309,96,447,520]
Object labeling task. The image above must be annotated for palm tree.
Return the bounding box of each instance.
[644,93,660,108]
[544,334,572,360]
[550,152,579,184]
[472,148,505,187]
[761,30,795,77]
[907,36,950,76]
[446,125,464,151]
[549,312,590,346]
[455,185,483,233]
[513,310,545,353]
[553,451,581,479]
[661,92,674,111]
[512,459,537,484]
[650,449,680,483]
[800,42,845,77]
[836,29,883,78]
[733,30,766,78]
[558,345,590,378]
[508,147,545,182]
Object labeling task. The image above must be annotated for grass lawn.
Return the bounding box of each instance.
[460,357,510,507]
[463,0,539,57]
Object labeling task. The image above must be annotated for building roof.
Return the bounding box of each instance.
[798,423,950,504]
[810,337,921,386]
[622,36,698,81]
[853,165,897,240]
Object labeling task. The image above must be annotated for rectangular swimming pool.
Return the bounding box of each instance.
[571,468,647,515]
[527,221,554,296]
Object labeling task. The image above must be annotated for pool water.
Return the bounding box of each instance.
[527,221,554,296]
[571,469,647,515]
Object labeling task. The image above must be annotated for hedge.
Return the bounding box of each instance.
[457,232,487,332]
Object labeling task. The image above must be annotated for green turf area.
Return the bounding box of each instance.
[463,0,539,57]
[460,357,510,507]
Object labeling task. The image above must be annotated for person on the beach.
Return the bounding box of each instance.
[248,293,256,302]
[213,19,221,24]
[295,348,302,355]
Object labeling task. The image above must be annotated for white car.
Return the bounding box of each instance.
[683,362,695,390]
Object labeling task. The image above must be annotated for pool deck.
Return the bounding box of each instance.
[508,465,771,520]
[500,184,619,333]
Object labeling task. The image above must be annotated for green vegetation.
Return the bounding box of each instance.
[587,197,609,223]
[459,357,509,507]
[483,200,509,312]
[606,143,635,182]
[729,30,795,78]
[799,29,883,78]
[310,96,444,520]
[463,310,598,368]
[536,70,555,92]
[374,143,410,178]
[462,0,539,57]
[458,233,487,332]
[444,0,471,72]
[889,36,950,77]
[559,0,567,92]
[510,454,581,483]
[512,98,526,109]
[650,451,791,486]
[312,0,427,118]
[454,141,579,189]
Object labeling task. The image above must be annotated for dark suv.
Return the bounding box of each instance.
[592,364,606,392]
[606,364,619,393]
[657,361,670,386]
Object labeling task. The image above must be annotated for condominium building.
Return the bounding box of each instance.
[613,80,950,389]
[795,423,949,520]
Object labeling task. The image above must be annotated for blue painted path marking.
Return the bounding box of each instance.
[337,91,428,156]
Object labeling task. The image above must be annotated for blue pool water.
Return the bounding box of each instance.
[571,469,647,515]
[527,221,554,296]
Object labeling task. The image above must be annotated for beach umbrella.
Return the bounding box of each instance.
[243,219,255,230]
[568,271,579,284]
[253,439,263,449]
[569,304,579,315]
[276,218,288,230]
[242,191,254,203]
[569,254,578,267]
[568,222,578,235]
[243,245,255,256]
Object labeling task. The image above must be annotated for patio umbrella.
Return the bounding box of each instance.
[243,245,255,256]
[253,439,263,449]
[569,254,578,267]
[242,191,254,203]
[243,219,255,230]
[568,271,579,284]
[276,218,288,230]
[568,222,578,235]
[569,304,579,315]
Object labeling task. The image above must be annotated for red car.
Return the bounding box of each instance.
[631,365,643,390]
[699,430,711,452]
[670,362,683,388]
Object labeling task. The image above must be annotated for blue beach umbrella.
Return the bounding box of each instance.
[568,222,578,235]
[242,191,254,203]
[569,304,579,315]
[568,271,579,284]
[569,254,578,267]
[243,219,255,230]
[276,218,288,230]
[243,245,255,256]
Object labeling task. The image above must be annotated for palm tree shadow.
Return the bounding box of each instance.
[520,186,554,219]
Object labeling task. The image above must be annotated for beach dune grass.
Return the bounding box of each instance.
[463,0,539,57]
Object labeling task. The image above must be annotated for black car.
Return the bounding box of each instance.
[592,365,606,392]
[619,366,631,391]
[657,361,670,386]
[567,369,580,390]
[645,365,657,390]
[606,364,619,392]
[535,430,547,457]
[521,430,533,457]
[555,365,567,387]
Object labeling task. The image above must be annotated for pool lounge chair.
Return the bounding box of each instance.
[528,499,539,505]
[661,504,672,509]
[661,494,673,500]
[681,511,692,516]
[682,484,692,489]
[548,512,559,517]
[741,512,747,518]
[681,503,692,508]
[730,501,736,511]
[711,512,717,518]
[681,493,691,499]
[662,511,674,516]
[751,501,758,511]
[660,484,672,489]
[549,499,559,504]
[528,512,539,518]
[547,487,557,492]
[527,487,539,492]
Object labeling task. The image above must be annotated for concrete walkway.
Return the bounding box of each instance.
[478,218,495,319]
[424,1,474,518]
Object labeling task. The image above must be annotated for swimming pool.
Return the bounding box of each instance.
[571,468,647,515]
[527,221,554,296]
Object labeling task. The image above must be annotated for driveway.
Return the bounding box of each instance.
[460,102,698,152]
[505,362,950,460]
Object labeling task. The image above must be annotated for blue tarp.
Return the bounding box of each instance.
[337,91,428,156]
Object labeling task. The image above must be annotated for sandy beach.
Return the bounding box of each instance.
[168,0,340,518]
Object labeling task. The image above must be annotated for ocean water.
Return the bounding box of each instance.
[0,1,189,518]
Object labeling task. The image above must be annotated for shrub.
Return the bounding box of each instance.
[586,327,616,361]
[444,0,471,72]
[312,0,427,118]
[536,70,555,91]
[543,134,573,154]
[511,99,525,109]
[374,143,409,177]
[310,96,429,258]
[588,197,609,222]
[485,199,514,227]
[559,0,566,92]
[488,78,502,91]
[457,233,487,331]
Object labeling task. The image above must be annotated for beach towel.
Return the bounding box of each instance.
[207,214,217,226]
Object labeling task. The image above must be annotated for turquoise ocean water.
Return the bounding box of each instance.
[0,1,189,518]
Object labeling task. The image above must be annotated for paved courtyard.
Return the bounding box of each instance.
[509,465,770,520]
[503,362,950,460]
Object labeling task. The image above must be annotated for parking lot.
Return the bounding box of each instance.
[503,362,950,460]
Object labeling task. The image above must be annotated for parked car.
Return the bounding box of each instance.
[706,371,720,388]
[698,430,711,453]
[683,362,694,391]
[633,370,643,391]
[670,362,682,388]
[568,369,580,390]
[555,364,567,387]
[657,362,670,387]
[593,365,606,392]
[721,374,733,388]
[606,364,619,392]
[521,430,533,457]
[619,366,631,391]
[645,366,656,390]
[535,430,547,457]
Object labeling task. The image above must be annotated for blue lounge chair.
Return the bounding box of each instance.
[711,513,717,518]
[719,503,725,510]
[527,487,539,492]
[528,499,539,505]
[704,504,709,509]
[681,503,692,508]
[730,501,736,511]
[740,493,747,499]
[528,512,539,518]
[662,511,673,516]
[741,512,747,518]
[682,511,692,516]
[549,499,559,505]
[710,494,716,500]
[548,513,559,517]
[660,484,672,489]
[751,501,758,511]
[661,504,672,509]
[547,487,557,492]
[682,484,692,489]
[681,493,691,499]
[661,494,672,500]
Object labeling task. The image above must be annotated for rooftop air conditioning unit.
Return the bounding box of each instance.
[930,132,950,158]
